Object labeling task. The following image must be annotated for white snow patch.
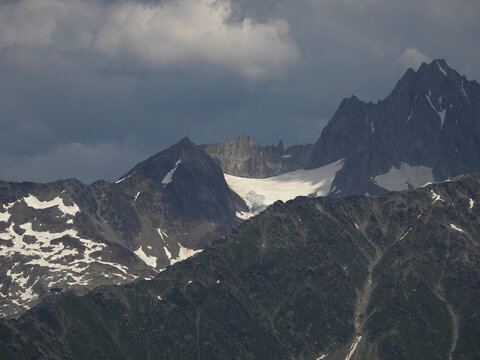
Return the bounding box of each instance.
[469,198,475,209]
[425,91,447,129]
[157,295,162,301]
[431,190,446,204]
[317,355,327,360]
[134,246,157,268]
[66,219,73,224]
[345,335,362,360]
[3,200,19,210]
[437,62,447,76]
[115,174,132,184]
[450,224,465,233]
[0,221,136,312]
[168,244,202,266]
[281,154,293,159]
[0,211,10,222]
[187,280,193,285]
[354,223,359,230]
[225,159,344,217]
[236,211,252,220]
[216,280,220,284]
[162,159,181,186]
[374,163,434,192]
[399,228,412,241]
[23,195,79,217]
[157,228,168,242]
[407,109,414,122]
[460,80,468,98]
[438,109,446,128]
[163,246,172,260]
[135,192,141,201]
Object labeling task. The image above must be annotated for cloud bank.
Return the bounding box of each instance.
[0,0,299,78]
[0,0,479,183]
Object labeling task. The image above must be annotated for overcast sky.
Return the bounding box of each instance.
[1,0,479,183]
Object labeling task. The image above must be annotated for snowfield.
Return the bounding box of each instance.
[224,159,344,218]
[374,163,434,192]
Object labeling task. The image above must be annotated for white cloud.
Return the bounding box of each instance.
[94,0,299,78]
[399,48,432,70]
[0,0,299,78]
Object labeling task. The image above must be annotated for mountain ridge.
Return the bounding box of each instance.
[0,137,246,318]
[1,58,479,323]
[204,59,479,198]
[1,173,479,359]
[308,59,480,195]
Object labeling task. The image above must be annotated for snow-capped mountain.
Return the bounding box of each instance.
[0,137,246,318]
[1,58,478,320]
[2,173,479,359]
[309,59,480,196]
[205,60,480,199]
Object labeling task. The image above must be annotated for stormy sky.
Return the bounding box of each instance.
[1,0,479,183]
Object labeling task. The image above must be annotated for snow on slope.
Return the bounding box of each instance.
[162,159,181,186]
[224,159,344,218]
[23,195,80,216]
[374,163,434,192]
[134,246,158,268]
[0,218,135,317]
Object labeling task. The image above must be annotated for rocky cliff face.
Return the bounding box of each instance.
[309,59,480,196]
[0,138,246,318]
[202,60,480,197]
[201,134,313,178]
[1,174,479,359]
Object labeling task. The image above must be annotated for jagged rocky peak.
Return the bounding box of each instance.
[201,134,313,178]
[116,137,197,184]
[111,136,247,249]
[308,59,480,197]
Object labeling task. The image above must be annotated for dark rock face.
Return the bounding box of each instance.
[113,137,246,250]
[201,134,313,178]
[1,174,479,359]
[0,138,246,318]
[201,60,480,197]
[309,59,480,196]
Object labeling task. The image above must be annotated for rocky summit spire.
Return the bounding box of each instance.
[308,59,480,196]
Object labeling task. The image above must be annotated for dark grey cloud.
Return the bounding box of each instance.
[0,0,479,183]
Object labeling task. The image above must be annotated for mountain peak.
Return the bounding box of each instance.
[416,58,453,78]
[175,136,196,148]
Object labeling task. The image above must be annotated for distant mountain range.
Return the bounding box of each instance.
[0,58,479,324]
[207,59,480,197]
[1,174,479,359]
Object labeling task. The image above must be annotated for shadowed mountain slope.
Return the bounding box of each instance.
[0,138,246,318]
[1,173,479,359]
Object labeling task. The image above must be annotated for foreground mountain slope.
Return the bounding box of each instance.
[309,59,480,196]
[0,138,246,318]
[1,173,479,359]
